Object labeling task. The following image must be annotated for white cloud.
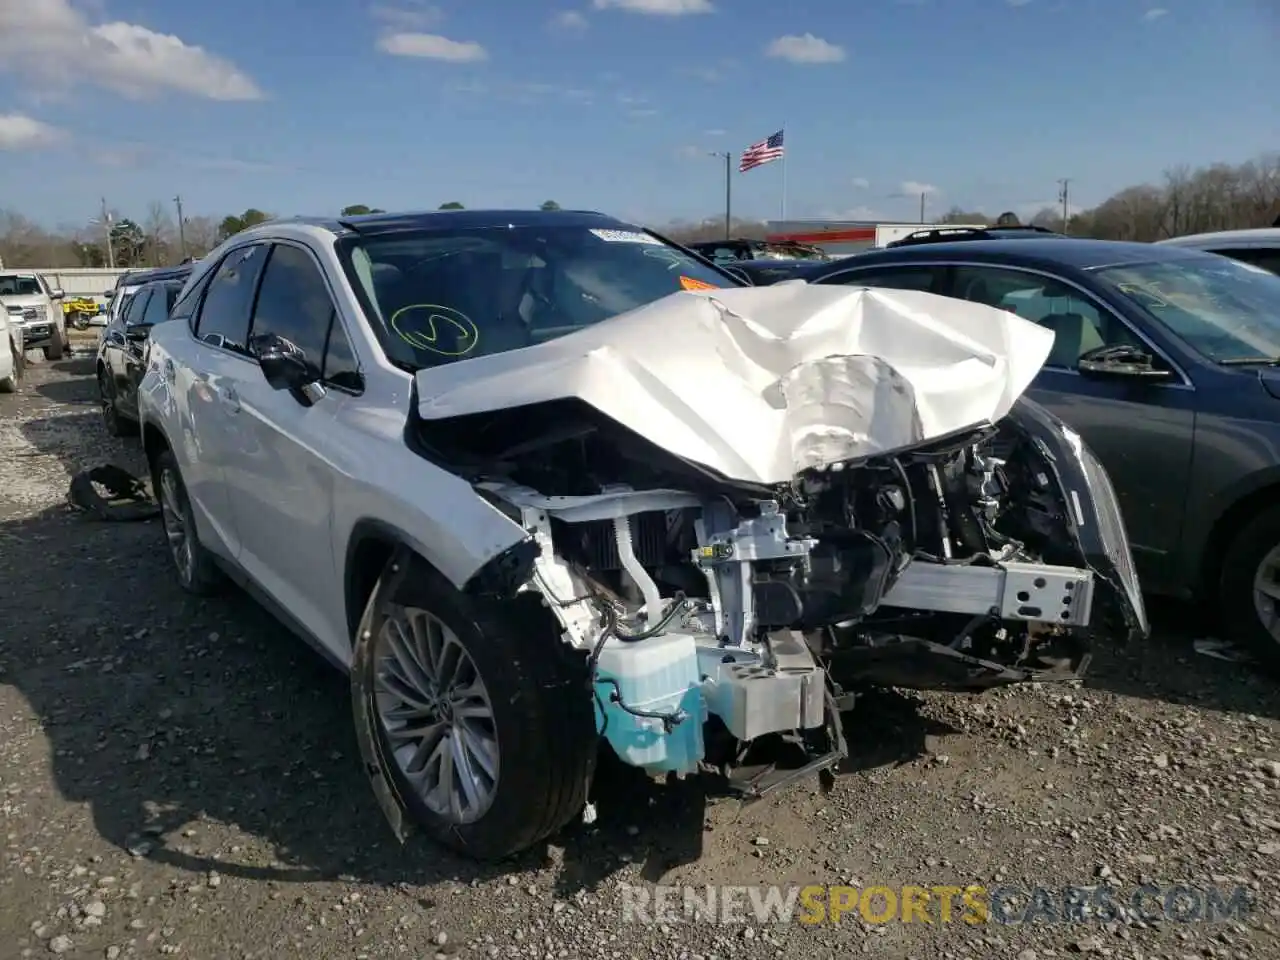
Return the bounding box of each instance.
[0,0,262,101]
[704,128,726,136]
[900,180,939,196]
[592,0,713,15]
[852,177,870,189]
[0,113,65,150]
[378,32,488,61]
[1142,7,1168,21]
[675,145,704,159]
[765,34,845,64]
[550,10,589,31]
[371,2,442,29]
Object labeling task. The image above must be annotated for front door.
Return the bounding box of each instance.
[945,265,1196,589]
[221,241,365,655]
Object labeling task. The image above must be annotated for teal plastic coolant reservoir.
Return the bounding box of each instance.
[593,631,705,775]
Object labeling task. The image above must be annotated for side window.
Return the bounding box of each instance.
[142,286,172,326]
[123,289,152,326]
[820,266,942,292]
[170,274,211,327]
[193,244,268,353]
[950,266,1142,370]
[322,318,362,391]
[1214,248,1280,277]
[249,243,362,390]
[249,245,336,374]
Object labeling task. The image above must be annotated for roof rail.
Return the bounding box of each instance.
[886,223,1059,247]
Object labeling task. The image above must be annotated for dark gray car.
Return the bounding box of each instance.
[803,238,1280,670]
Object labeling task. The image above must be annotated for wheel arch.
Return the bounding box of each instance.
[141,419,172,478]
[1197,474,1280,598]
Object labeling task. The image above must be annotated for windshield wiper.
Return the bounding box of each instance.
[1218,357,1280,366]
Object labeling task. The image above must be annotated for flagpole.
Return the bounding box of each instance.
[780,123,788,222]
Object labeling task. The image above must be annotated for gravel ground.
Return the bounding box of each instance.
[2,345,1280,960]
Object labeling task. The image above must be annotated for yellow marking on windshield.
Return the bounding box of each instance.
[390,303,479,356]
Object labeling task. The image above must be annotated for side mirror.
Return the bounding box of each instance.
[51,288,64,300]
[125,322,153,342]
[104,289,115,299]
[723,266,752,285]
[1077,344,1173,381]
[251,333,320,399]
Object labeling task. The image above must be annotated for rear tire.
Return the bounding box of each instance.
[1218,505,1280,675]
[152,450,223,596]
[354,555,597,860]
[99,367,137,437]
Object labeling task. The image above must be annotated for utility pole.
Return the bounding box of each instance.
[1057,178,1071,234]
[174,195,187,260]
[710,152,732,240]
[100,197,115,269]
[919,192,926,224]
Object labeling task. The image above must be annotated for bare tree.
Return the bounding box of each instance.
[143,201,177,267]
[182,216,221,258]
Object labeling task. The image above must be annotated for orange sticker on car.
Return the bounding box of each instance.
[680,276,718,291]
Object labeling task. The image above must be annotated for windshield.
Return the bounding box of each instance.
[338,224,738,369]
[1093,255,1280,363]
[0,275,43,297]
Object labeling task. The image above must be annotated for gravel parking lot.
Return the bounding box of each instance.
[3,347,1280,960]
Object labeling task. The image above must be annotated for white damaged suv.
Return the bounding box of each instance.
[137,209,1146,860]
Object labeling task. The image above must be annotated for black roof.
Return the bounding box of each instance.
[832,237,1213,272]
[337,208,624,235]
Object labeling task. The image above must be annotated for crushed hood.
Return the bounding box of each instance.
[414,284,1054,485]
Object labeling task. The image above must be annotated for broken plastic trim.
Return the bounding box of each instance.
[67,464,160,522]
[350,544,416,844]
[462,538,540,599]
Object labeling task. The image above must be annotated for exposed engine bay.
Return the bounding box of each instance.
[411,392,1147,797]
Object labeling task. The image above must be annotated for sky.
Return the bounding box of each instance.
[0,0,1276,231]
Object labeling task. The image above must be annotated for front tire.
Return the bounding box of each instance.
[44,329,65,361]
[152,450,223,596]
[1218,505,1280,674]
[354,555,597,860]
[0,338,21,393]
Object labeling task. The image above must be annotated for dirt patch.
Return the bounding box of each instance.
[2,358,1279,959]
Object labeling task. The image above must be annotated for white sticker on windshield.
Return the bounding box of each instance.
[589,228,662,245]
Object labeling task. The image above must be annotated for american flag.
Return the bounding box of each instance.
[739,130,784,173]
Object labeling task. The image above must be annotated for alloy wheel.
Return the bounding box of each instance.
[158,468,194,585]
[1251,543,1280,647]
[373,606,500,824]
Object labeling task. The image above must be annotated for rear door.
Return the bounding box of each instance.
[221,241,365,649]
[107,287,152,404]
[174,243,271,562]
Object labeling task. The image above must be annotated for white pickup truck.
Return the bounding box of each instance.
[0,270,69,360]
